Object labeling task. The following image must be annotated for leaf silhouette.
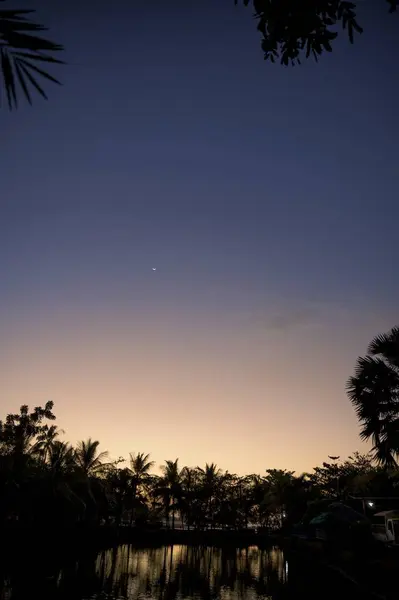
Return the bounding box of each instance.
[237,0,392,66]
[0,2,64,109]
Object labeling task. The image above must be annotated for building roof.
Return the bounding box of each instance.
[374,510,399,518]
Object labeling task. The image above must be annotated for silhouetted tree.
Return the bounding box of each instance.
[106,467,132,525]
[2,1,397,111]
[0,401,55,456]
[347,325,399,467]
[197,463,223,528]
[158,459,181,529]
[238,0,397,66]
[0,398,397,532]
[0,1,64,109]
[32,424,64,462]
[47,440,76,475]
[73,438,109,522]
[179,466,199,529]
[128,452,154,526]
[75,438,108,477]
[38,440,84,524]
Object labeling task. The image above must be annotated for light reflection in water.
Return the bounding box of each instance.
[81,545,289,600]
[0,543,372,600]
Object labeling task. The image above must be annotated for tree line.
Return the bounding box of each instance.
[0,325,398,531]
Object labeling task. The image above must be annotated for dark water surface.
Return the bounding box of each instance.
[0,544,376,600]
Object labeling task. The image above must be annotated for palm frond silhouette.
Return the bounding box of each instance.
[0,1,64,109]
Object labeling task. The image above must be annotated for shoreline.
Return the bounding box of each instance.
[0,523,276,551]
[0,525,396,599]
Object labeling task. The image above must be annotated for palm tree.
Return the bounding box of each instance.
[197,463,222,528]
[47,440,76,475]
[159,459,181,529]
[179,466,199,529]
[40,440,85,523]
[74,438,109,523]
[107,467,132,526]
[0,2,64,109]
[128,452,154,526]
[75,438,108,477]
[32,424,64,462]
[347,325,399,467]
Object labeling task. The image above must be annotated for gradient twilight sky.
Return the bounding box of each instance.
[1,1,398,475]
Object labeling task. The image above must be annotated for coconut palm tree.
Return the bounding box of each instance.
[35,440,85,524]
[179,466,200,529]
[128,452,154,526]
[107,467,132,525]
[0,2,64,109]
[47,440,75,475]
[74,438,109,522]
[159,459,181,529]
[197,463,223,528]
[347,325,399,467]
[74,438,108,477]
[32,424,64,462]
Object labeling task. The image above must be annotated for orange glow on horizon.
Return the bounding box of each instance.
[1,300,390,475]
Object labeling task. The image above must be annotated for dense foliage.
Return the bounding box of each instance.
[0,402,398,531]
[238,0,397,66]
[347,325,399,468]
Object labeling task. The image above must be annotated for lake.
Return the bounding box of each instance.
[0,543,379,600]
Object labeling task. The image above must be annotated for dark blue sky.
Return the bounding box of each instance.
[1,1,398,473]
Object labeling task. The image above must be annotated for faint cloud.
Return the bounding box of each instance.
[254,300,355,333]
[235,299,383,334]
[266,306,320,332]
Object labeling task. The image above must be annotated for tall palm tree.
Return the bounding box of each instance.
[159,459,181,529]
[32,424,64,462]
[0,2,64,109]
[128,452,154,526]
[179,466,199,529]
[198,462,222,481]
[47,440,76,476]
[39,440,85,523]
[75,438,108,477]
[107,467,132,526]
[74,439,109,523]
[347,325,399,467]
[197,463,222,528]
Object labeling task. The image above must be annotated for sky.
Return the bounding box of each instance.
[1,0,398,475]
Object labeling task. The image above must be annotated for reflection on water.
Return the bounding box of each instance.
[0,543,372,600]
[90,545,287,600]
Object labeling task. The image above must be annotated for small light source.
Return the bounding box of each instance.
[368,501,374,508]
[282,512,286,518]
